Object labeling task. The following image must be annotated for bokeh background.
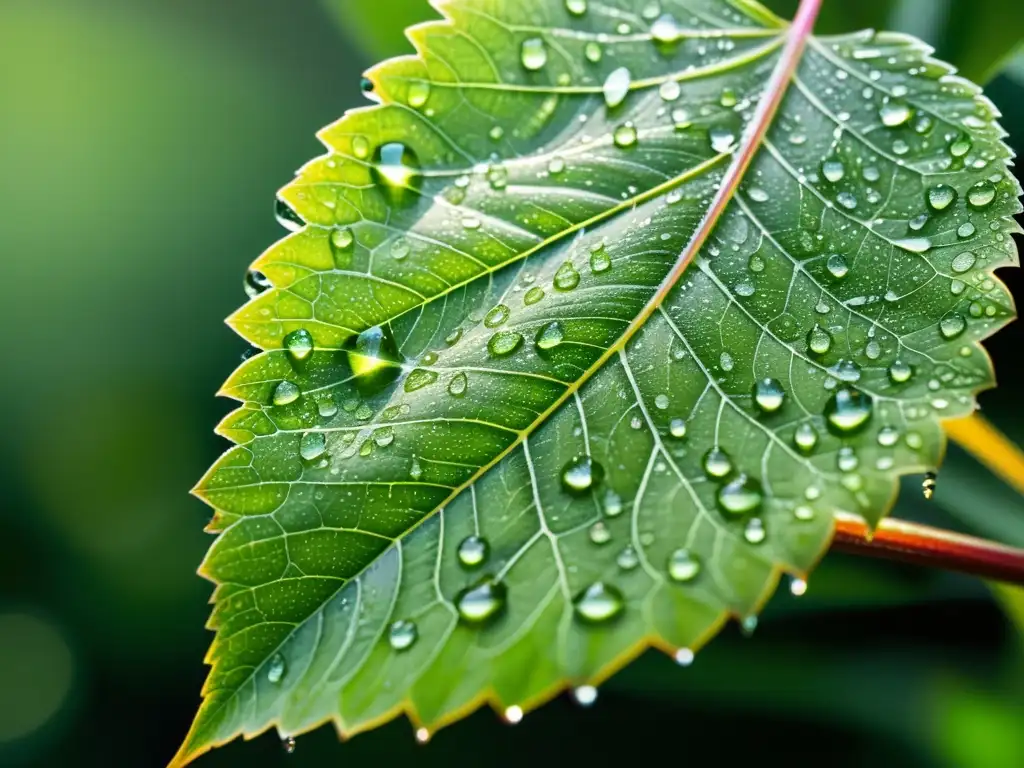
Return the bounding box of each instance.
[1,0,1022,765]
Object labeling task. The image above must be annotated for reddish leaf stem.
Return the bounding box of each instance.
[832,515,1024,586]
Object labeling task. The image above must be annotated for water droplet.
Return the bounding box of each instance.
[709,127,737,153]
[967,181,995,209]
[824,387,873,435]
[669,418,687,439]
[837,446,858,472]
[275,199,304,232]
[653,394,669,411]
[524,286,545,305]
[879,98,913,127]
[488,330,524,357]
[565,0,588,15]
[613,122,638,148]
[836,192,858,210]
[888,359,913,383]
[951,251,976,273]
[674,648,695,666]
[589,244,611,273]
[600,490,624,518]
[404,368,438,392]
[719,352,734,372]
[487,163,508,190]
[299,431,327,461]
[535,321,565,351]
[585,42,602,63]
[826,253,849,278]
[548,157,566,175]
[717,473,763,516]
[821,159,845,182]
[790,577,808,596]
[410,456,423,481]
[273,380,301,406]
[949,135,972,157]
[927,184,956,211]
[616,545,639,570]
[939,312,966,339]
[752,378,785,413]
[877,426,899,447]
[388,619,418,651]
[743,518,766,544]
[244,269,272,299]
[371,142,422,200]
[909,213,929,231]
[922,471,936,499]
[330,227,355,255]
[561,456,604,494]
[589,521,611,545]
[456,578,507,624]
[346,325,403,392]
[573,582,625,623]
[554,261,581,290]
[667,549,701,582]
[703,448,733,479]
[521,38,547,71]
[484,304,510,328]
[415,728,430,744]
[660,80,681,101]
[719,87,737,108]
[747,187,769,202]
[807,324,832,356]
[282,736,296,754]
[447,372,468,397]
[281,329,314,363]
[390,236,411,260]
[573,685,597,706]
[957,222,976,238]
[457,535,489,568]
[407,80,431,109]
[603,67,631,108]
[793,423,818,454]
[267,653,286,684]
[650,13,681,43]
[504,705,523,724]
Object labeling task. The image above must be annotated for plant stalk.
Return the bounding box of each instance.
[832,514,1024,586]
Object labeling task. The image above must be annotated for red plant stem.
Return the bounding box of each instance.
[832,515,1024,586]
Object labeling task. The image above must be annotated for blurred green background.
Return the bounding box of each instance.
[0,0,1022,766]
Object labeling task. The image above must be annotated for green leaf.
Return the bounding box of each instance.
[176,0,1021,763]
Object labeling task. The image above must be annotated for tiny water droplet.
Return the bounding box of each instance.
[390,237,411,260]
[585,41,603,63]
[789,577,808,596]
[604,489,624,517]
[824,387,873,435]
[548,157,566,175]
[521,38,548,71]
[717,473,763,516]
[651,13,681,43]
[456,578,507,624]
[282,736,296,754]
[275,199,304,232]
[573,582,625,623]
[565,0,588,15]
[951,251,976,273]
[659,80,681,101]
[283,329,314,363]
[561,456,604,494]
[407,80,431,109]
[922,471,937,499]
[957,222,976,238]
[457,535,489,568]
[273,380,301,406]
[667,549,701,582]
[616,545,639,570]
[674,648,695,666]
[389,619,418,651]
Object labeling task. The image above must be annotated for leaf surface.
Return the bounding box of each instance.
[177,0,1021,762]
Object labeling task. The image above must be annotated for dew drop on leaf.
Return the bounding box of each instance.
[488,330,524,357]
[589,521,611,545]
[709,127,737,153]
[667,548,701,582]
[524,286,545,305]
[879,98,913,127]
[520,38,547,71]
[275,199,304,232]
[807,324,832,355]
[650,13,681,43]
[585,42,602,63]
[669,417,687,439]
[407,80,430,109]
[716,473,763,516]
[674,648,695,666]
[951,251,976,273]
[939,312,966,339]
[926,184,956,211]
[824,387,873,435]
[371,142,422,200]
[554,261,581,290]
[966,181,996,209]
[561,456,604,494]
[448,372,468,397]
[284,329,314,362]
[616,545,639,570]
[388,619,418,651]
[888,359,913,383]
[457,535,489,568]
[282,737,296,754]
[613,122,638,148]
[573,685,598,706]
[299,431,327,461]
[821,159,845,182]
[404,368,439,392]
[535,321,565,351]
[573,582,625,623]
[273,380,301,406]
[603,67,631,108]
[826,253,849,279]
[455,579,507,624]
[703,447,733,479]
[743,518,767,544]
[922,471,937,499]
[484,304,511,328]
[793,422,818,454]
[245,269,272,299]
[565,0,587,16]
[589,244,611,273]
[752,378,785,413]
[267,653,286,684]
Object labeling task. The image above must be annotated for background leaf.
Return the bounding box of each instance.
[178,0,1021,763]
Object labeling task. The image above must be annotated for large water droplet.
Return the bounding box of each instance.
[404,368,438,392]
[299,431,327,461]
[565,0,588,15]
[703,448,733,479]
[824,387,873,435]
[717,474,763,516]
[284,329,313,362]
[807,324,832,356]
[793,423,818,454]
[650,13,681,43]
[346,325,403,392]
[951,251,976,273]
[561,456,604,494]
[826,253,849,279]
[488,330,524,357]
[388,619,418,651]
[521,38,548,71]
[821,159,845,182]
[926,184,956,211]
[603,67,631,108]
[613,122,638,148]
[245,269,272,299]
[939,312,966,339]
[448,372,468,397]
[879,98,913,127]
[669,418,687,439]
[267,653,286,684]
[275,199,304,232]
[273,380,301,406]
[371,142,422,202]
[535,321,565,351]
[589,244,611,273]
[709,127,737,153]
[573,582,625,623]
[484,304,511,328]
[966,181,996,209]
[752,378,785,413]
[554,261,581,291]
[407,80,431,109]
[524,286,545,305]
[456,578,507,624]
[667,549,701,582]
